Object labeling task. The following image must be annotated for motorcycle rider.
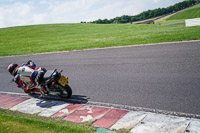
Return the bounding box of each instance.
[8,60,45,97]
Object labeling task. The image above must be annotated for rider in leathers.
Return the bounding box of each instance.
[8,60,45,97]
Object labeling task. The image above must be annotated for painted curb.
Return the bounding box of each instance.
[0,93,200,133]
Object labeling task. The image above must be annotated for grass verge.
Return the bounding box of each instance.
[167,3,200,20]
[0,109,95,133]
[155,3,200,24]
[0,23,200,56]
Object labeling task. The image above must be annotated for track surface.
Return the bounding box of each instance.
[1,41,200,115]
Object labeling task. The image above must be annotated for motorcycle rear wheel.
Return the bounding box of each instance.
[59,84,72,98]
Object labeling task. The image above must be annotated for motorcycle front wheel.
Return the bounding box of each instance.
[58,84,72,98]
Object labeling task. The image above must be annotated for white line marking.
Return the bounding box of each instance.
[10,98,58,114]
[39,101,70,117]
[130,113,190,133]
[111,111,147,130]
[186,119,200,133]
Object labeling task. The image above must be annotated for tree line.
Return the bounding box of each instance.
[82,0,200,24]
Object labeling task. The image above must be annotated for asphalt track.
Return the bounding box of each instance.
[0,41,200,115]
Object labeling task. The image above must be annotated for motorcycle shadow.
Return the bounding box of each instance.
[28,93,89,104]
[70,95,90,104]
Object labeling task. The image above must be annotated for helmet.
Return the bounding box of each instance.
[8,64,19,76]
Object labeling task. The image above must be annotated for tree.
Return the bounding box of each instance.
[90,0,200,24]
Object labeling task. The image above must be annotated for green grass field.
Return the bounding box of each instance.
[156,3,200,24]
[0,23,199,56]
[0,109,95,133]
[167,3,200,20]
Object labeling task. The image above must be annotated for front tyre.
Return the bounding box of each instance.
[59,84,72,98]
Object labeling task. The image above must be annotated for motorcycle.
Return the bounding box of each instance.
[11,66,72,99]
[39,69,72,98]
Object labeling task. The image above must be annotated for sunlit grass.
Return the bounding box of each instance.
[155,3,200,24]
[0,22,199,56]
[0,109,95,133]
[167,3,200,20]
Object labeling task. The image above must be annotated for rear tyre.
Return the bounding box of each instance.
[59,84,72,98]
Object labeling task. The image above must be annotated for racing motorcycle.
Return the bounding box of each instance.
[39,69,72,98]
[11,67,72,99]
